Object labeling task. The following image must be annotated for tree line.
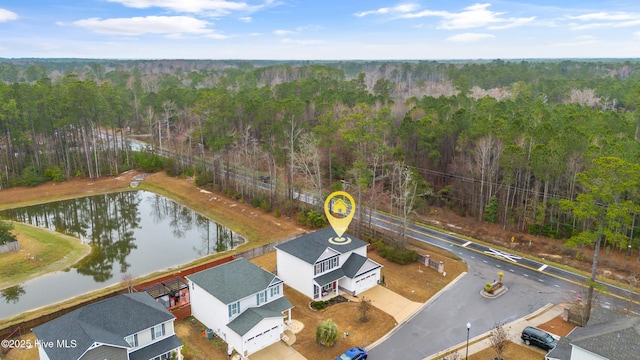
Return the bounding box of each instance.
[1,59,640,255]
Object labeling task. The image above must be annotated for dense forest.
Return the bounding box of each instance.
[1,58,640,255]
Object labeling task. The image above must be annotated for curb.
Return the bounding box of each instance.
[423,303,556,360]
[367,271,468,351]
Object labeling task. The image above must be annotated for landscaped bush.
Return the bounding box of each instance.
[311,301,327,310]
[373,240,418,265]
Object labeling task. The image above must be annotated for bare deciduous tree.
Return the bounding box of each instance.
[358,296,372,322]
[489,322,510,360]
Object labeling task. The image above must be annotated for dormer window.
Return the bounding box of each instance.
[256,290,267,305]
[151,324,165,340]
[228,301,240,317]
[125,334,138,348]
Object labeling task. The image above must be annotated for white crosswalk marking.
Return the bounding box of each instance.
[483,248,522,262]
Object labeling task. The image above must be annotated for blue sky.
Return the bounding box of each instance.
[1,1,639,59]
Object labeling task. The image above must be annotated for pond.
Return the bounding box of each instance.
[0,190,244,320]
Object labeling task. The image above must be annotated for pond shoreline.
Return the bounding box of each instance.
[0,171,306,334]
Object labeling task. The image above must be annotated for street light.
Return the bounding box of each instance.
[466,322,471,360]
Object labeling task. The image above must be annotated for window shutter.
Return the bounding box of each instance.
[152,328,155,340]
[256,293,260,305]
[162,323,165,336]
[228,304,232,317]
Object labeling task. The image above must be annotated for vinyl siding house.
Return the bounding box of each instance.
[32,292,182,360]
[275,227,382,300]
[186,258,293,358]
[546,306,640,360]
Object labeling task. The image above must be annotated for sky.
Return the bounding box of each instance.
[0,0,639,60]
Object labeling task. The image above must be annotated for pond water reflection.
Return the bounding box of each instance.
[0,191,243,319]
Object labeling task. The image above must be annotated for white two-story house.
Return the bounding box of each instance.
[275,227,382,300]
[186,258,293,358]
[32,292,182,360]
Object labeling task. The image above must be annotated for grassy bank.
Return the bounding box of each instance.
[0,223,90,290]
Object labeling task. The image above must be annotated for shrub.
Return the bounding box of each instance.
[484,196,498,223]
[374,240,418,265]
[315,319,338,348]
[44,165,65,182]
[311,301,327,310]
[296,208,327,228]
[0,221,18,246]
[20,166,45,187]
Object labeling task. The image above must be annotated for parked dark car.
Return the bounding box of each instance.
[336,346,367,360]
[258,175,270,183]
[521,326,558,350]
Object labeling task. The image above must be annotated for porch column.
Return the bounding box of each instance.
[287,308,292,325]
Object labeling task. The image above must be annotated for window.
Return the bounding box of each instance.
[125,334,138,348]
[314,256,339,275]
[228,301,240,317]
[257,290,267,305]
[151,323,165,340]
[270,285,280,297]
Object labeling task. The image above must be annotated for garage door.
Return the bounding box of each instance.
[354,271,378,294]
[246,325,281,355]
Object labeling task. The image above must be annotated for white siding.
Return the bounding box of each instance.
[276,250,314,298]
[317,248,340,262]
[37,346,51,360]
[240,318,284,356]
[570,345,608,360]
[224,327,244,356]
[189,280,229,337]
[352,269,380,294]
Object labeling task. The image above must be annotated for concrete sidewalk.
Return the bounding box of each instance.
[425,303,566,360]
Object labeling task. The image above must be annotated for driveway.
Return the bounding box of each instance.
[352,285,423,323]
[248,341,306,360]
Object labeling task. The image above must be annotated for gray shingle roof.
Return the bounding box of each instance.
[129,334,182,360]
[275,227,368,264]
[547,306,640,360]
[227,297,293,336]
[32,292,176,360]
[314,268,345,286]
[186,258,283,304]
[570,316,640,360]
[342,252,367,278]
[545,336,572,360]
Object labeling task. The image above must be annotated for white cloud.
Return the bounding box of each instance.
[446,32,495,42]
[63,16,213,36]
[635,31,640,38]
[0,8,18,22]
[488,17,535,30]
[354,3,420,17]
[570,19,640,30]
[568,12,636,21]
[281,38,323,45]
[106,0,270,15]
[358,3,533,31]
[550,35,601,47]
[567,11,640,30]
[274,29,294,36]
[239,16,252,22]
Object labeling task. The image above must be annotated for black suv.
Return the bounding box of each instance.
[521,326,558,350]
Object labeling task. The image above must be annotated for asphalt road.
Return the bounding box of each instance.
[367,212,640,359]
